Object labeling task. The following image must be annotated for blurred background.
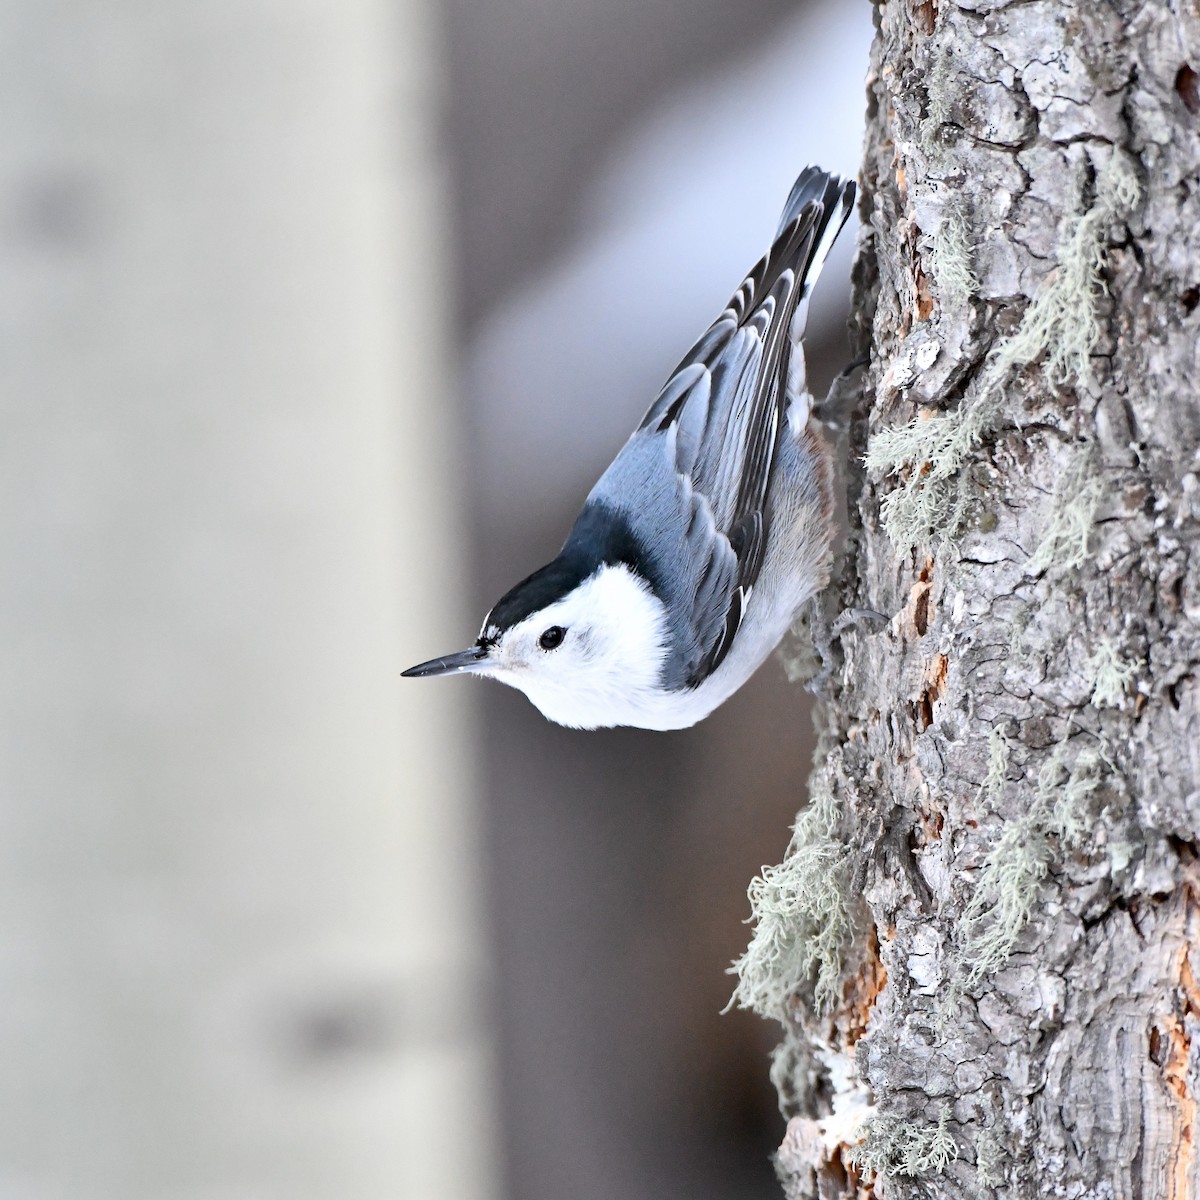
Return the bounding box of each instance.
[0,1,868,1198]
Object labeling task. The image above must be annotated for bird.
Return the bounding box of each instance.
[403,166,856,730]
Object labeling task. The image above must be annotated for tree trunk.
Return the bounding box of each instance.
[732,1,1200,1195]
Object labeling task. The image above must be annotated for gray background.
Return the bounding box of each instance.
[440,1,869,1197]
[0,1,869,1197]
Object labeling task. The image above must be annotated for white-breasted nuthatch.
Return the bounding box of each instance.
[403,167,855,729]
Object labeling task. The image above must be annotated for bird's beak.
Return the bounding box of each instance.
[401,643,492,679]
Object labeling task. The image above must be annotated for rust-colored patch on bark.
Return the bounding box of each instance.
[910,653,947,732]
[910,0,937,35]
[1177,64,1200,115]
[914,260,934,320]
[777,1123,877,1200]
[924,653,948,701]
[1152,889,1200,1200]
[894,556,935,641]
[775,934,888,1196]
[839,925,888,1047]
[916,790,945,845]
[913,586,931,635]
[833,1150,877,1200]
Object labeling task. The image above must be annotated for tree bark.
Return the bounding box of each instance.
[732,1,1200,1195]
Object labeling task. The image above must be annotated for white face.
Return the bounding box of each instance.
[479,564,670,730]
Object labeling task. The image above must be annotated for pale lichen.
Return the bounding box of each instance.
[920,50,955,143]
[996,152,1141,389]
[1006,605,1032,660]
[1085,638,1141,709]
[728,779,852,1018]
[867,151,1141,552]
[848,1105,959,1178]
[928,199,978,308]
[978,725,1012,803]
[918,44,978,308]
[957,812,1053,989]
[864,387,1004,552]
[777,605,821,686]
[1046,746,1106,849]
[1026,447,1105,575]
[956,741,1106,987]
[975,1125,1007,1187]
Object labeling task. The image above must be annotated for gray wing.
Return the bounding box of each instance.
[585,424,741,690]
[589,170,853,689]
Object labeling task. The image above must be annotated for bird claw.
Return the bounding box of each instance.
[830,606,890,636]
[811,355,869,430]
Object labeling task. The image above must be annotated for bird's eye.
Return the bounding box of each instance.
[538,626,566,651]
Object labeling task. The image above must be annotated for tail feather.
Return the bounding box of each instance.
[775,168,856,427]
[776,168,855,318]
[776,166,854,243]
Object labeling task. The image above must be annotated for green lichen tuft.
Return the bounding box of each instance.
[975,1125,1007,1187]
[864,387,1004,550]
[979,725,1012,803]
[727,779,852,1018]
[867,151,1140,553]
[848,1106,959,1179]
[776,606,822,686]
[929,200,978,307]
[1044,746,1106,850]
[1026,447,1105,576]
[956,740,1106,987]
[919,51,955,142]
[995,152,1141,388]
[918,45,978,310]
[1085,638,1141,709]
[957,813,1053,989]
[1006,606,1032,660]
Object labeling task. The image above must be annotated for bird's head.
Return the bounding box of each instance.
[403,560,670,729]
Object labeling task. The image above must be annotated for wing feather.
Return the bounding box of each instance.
[591,170,854,687]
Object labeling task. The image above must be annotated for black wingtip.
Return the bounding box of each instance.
[776,166,850,238]
[840,177,857,217]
